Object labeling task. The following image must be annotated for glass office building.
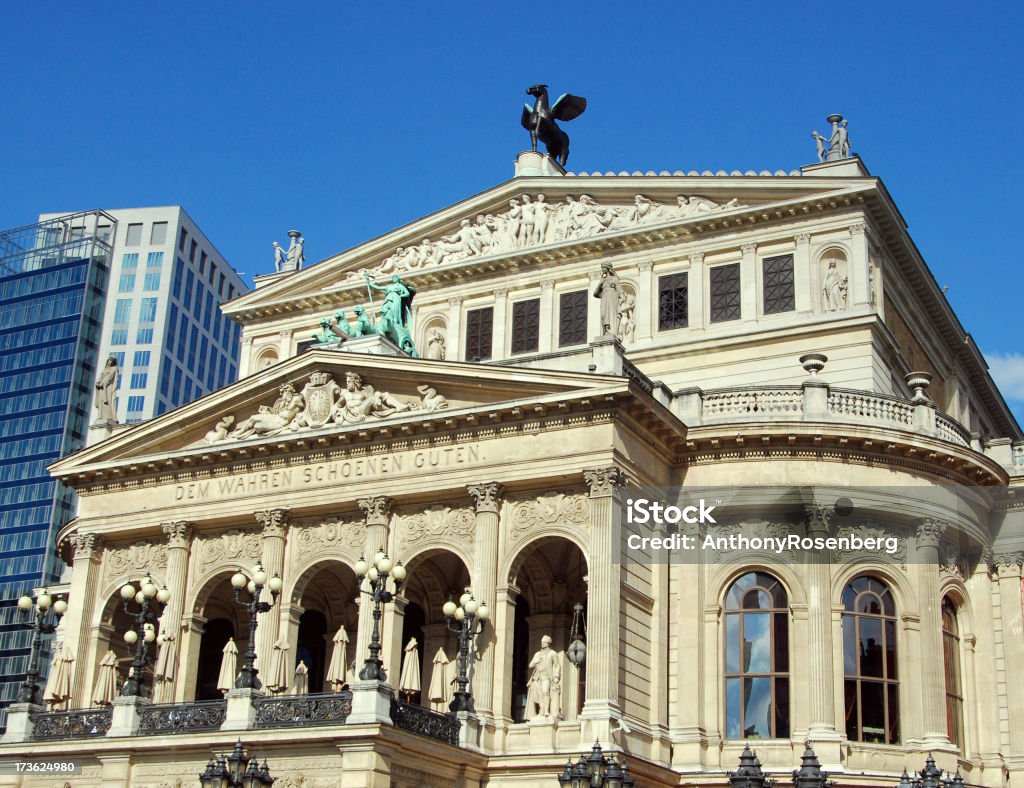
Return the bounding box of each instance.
[0,211,114,728]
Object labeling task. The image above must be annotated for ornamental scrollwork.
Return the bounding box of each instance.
[509,493,589,541]
[293,516,366,558]
[104,540,168,582]
[198,529,263,573]
[396,506,476,551]
[468,482,503,513]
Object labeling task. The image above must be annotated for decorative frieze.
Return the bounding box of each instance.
[104,540,168,581]
[294,516,366,557]
[395,505,476,551]
[509,492,588,541]
[198,530,262,573]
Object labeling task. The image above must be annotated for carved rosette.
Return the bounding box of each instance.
[293,516,366,558]
[583,467,626,498]
[468,482,503,514]
[161,521,193,550]
[358,496,393,526]
[395,506,476,552]
[104,540,168,582]
[256,508,290,540]
[804,505,834,538]
[198,530,263,574]
[509,492,589,542]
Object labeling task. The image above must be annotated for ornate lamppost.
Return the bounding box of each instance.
[354,550,406,681]
[728,744,776,788]
[441,587,489,713]
[199,739,275,787]
[896,755,965,788]
[556,741,635,788]
[16,588,68,705]
[792,742,834,788]
[231,563,283,690]
[119,572,170,698]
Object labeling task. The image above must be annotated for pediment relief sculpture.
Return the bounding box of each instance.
[203,371,450,444]
[345,192,743,284]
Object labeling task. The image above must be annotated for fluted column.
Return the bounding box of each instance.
[580,466,625,736]
[63,533,103,709]
[468,482,503,717]
[447,297,463,361]
[637,261,654,341]
[916,518,952,748]
[254,508,289,676]
[355,496,392,677]
[804,506,840,746]
[155,521,192,703]
[993,552,1024,764]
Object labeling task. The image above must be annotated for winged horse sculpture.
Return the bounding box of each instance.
[520,84,587,167]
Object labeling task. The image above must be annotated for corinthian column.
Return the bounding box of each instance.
[355,496,392,677]
[579,466,625,738]
[916,518,952,748]
[254,509,289,676]
[468,482,503,717]
[155,521,192,703]
[803,505,840,750]
[993,552,1024,766]
[63,533,103,709]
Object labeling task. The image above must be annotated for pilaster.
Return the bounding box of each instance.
[687,253,705,329]
[794,233,812,312]
[637,261,654,341]
[254,508,289,677]
[62,532,103,709]
[587,270,602,340]
[467,482,503,717]
[915,518,954,750]
[447,297,463,361]
[492,289,509,360]
[992,552,1024,767]
[539,279,555,353]
[848,222,871,306]
[740,242,757,319]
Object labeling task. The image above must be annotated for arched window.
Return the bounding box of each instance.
[724,572,789,739]
[842,576,899,743]
[942,597,964,751]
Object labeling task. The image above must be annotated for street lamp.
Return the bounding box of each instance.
[16,589,68,705]
[119,572,171,698]
[895,755,965,788]
[728,744,776,788]
[441,587,489,713]
[556,741,635,788]
[353,550,406,681]
[566,601,587,667]
[792,742,834,788]
[199,740,275,787]
[231,563,283,690]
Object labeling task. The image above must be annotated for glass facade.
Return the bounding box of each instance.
[0,211,112,729]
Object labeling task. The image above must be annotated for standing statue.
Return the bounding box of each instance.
[94,356,119,424]
[279,230,304,272]
[592,262,622,337]
[526,635,561,721]
[617,291,636,343]
[520,84,587,167]
[425,328,447,360]
[272,241,287,272]
[365,272,418,356]
[823,259,849,311]
[811,131,828,163]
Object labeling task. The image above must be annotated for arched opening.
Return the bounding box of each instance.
[96,579,167,700]
[291,561,359,693]
[842,575,899,744]
[191,573,248,701]
[401,550,470,709]
[942,596,965,751]
[507,536,588,723]
[256,348,279,370]
[195,619,234,700]
[420,317,448,361]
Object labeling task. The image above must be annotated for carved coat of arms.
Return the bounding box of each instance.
[299,372,341,428]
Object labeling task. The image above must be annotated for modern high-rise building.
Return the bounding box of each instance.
[0,207,248,728]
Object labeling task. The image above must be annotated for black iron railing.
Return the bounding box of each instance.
[31,707,112,741]
[137,699,227,735]
[389,699,460,746]
[253,691,352,728]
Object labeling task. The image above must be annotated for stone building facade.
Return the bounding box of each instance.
[1,152,1022,786]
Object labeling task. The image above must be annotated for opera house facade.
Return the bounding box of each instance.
[1,142,1022,787]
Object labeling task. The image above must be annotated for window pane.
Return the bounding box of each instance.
[558,290,587,347]
[774,678,790,737]
[887,683,900,744]
[859,618,884,677]
[743,677,772,738]
[774,613,789,672]
[511,299,540,354]
[125,223,143,246]
[762,254,795,314]
[725,678,741,739]
[658,272,688,330]
[743,613,771,674]
[150,222,168,245]
[710,263,741,322]
[464,307,493,362]
[843,617,857,674]
[860,681,886,743]
[885,619,898,678]
[725,614,739,673]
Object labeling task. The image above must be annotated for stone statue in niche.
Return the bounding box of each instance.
[425,328,446,360]
[527,635,561,721]
[822,258,849,311]
[617,290,636,343]
[94,356,119,425]
[592,262,622,337]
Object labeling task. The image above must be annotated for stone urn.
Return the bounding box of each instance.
[905,371,932,402]
[799,353,828,377]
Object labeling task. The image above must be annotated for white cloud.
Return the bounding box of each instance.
[986,352,1024,402]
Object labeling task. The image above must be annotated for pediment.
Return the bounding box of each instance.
[226,173,879,322]
[50,349,631,475]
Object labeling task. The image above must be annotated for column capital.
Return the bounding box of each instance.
[358,496,393,525]
[255,508,290,539]
[639,260,654,272]
[242,335,254,347]
[804,505,834,538]
[70,531,103,560]
[688,252,705,265]
[160,521,193,549]
[540,278,555,291]
[447,295,464,307]
[915,518,950,548]
[848,222,868,237]
[584,466,626,497]
[467,482,503,513]
[989,550,1024,578]
[794,232,812,244]
[278,328,293,339]
[494,288,509,298]
[741,242,757,255]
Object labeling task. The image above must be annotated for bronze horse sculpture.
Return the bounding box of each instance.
[520,84,587,167]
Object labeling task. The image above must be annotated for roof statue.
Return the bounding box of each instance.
[811,114,852,162]
[364,272,418,357]
[93,355,119,426]
[274,230,305,273]
[520,84,587,167]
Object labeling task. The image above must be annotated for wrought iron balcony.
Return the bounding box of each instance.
[253,690,352,728]
[30,707,112,741]
[138,699,227,735]
[389,698,460,746]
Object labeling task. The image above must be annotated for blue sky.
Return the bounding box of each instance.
[2,1,1021,422]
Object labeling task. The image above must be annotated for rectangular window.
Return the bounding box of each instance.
[143,272,161,291]
[130,373,148,389]
[121,253,139,270]
[189,239,198,263]
[146,251,164,268]
[97,224,112,242]
[110,329,128,346]
[200,251,208,275]
[125,223,143,247]
[168,304,179,342]
[210,263,218,286]
[762,255,795,315]
[113,299,132,324]
[112,352,125,368]
[173,367,183,402]
[658,272,689,330]
[133,350,151,367]
[218,273,226,297]
[179,227,188,252]
[710,263,741,323]
[150,222,168,245]
[126,395,145,412]
[139,297,158,322]
[558,290,588,347]
[172,258,185,300]
[117,274,136,293]
[184,270,195,311]
[464,307,493,362]
[511,298,540,355]
[136,327,154,344]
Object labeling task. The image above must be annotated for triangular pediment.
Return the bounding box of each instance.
[225,171,881,323]
[51,349,636,477]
